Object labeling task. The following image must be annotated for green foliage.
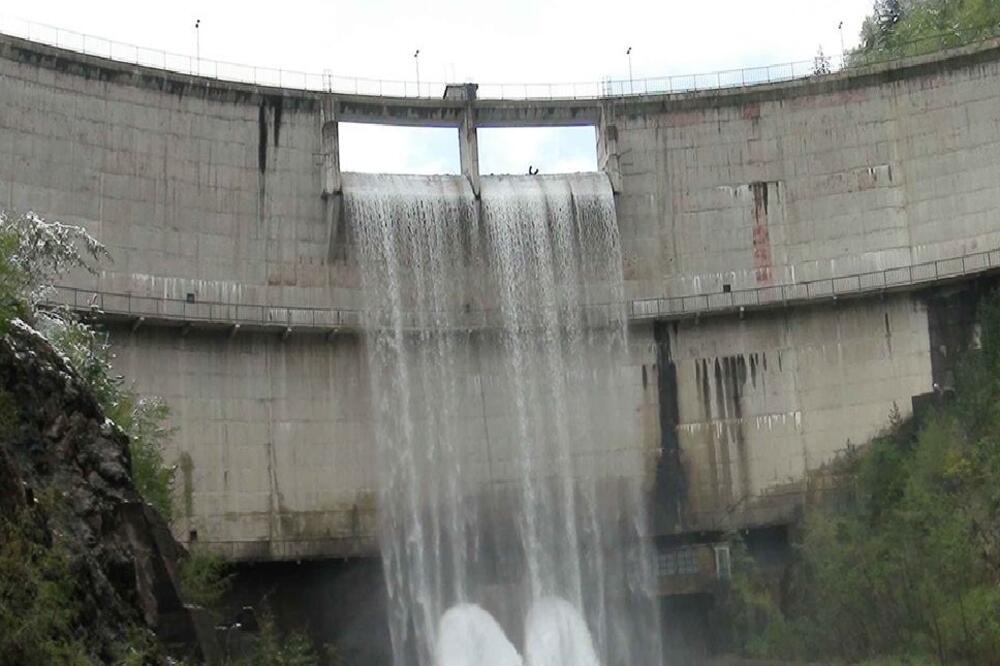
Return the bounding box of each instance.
[0,500,165,666]
[712,536,803,660]
[0,209,177,520]
[0,229,26,336]
[851,0,1000,65]
[720,289,1000,664]
[109,394,177,521]
[35,310,177,520]
[179,548,232,609]
[0,209,108,306]
[230,610,319,666]
[0,508,95,666]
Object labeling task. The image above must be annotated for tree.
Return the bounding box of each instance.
[851,0,1000,65]
[0,209,176,518]
[717,289,1000,664]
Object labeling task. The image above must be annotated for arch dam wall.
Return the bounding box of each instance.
[2,33,1000,560]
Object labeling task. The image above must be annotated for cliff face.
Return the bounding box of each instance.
[0,319,198,661]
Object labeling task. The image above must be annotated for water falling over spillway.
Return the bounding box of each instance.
[346,172,663,666]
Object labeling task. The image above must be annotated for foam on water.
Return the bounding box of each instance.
[524,597,600,666]
[347,172,662,666]
[436,604,523,666]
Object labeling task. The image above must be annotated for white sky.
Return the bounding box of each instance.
[4,0,876,173]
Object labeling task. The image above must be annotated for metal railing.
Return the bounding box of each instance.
[48,285,361,330]
[48,248,1000,333]
[7,14,997,100]
[629,249,1000,320]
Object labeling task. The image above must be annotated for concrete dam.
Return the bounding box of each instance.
[3,29,1000,656]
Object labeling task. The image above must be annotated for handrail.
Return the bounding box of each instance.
[47,248,1000,332]
[3,14,999,100]
[629,250,1000,320]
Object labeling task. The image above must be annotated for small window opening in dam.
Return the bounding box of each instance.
[478,126,597,175]
[338,122,461,174]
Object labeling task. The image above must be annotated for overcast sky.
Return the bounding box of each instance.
[4,0,875,173]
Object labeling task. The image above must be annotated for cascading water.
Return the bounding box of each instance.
[347,172,662,666]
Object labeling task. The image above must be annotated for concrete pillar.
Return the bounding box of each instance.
[320,97,345,261]
[597,103,623,194]
[320,97,342,197]
[459,108,480,197]
[446,83,481,197]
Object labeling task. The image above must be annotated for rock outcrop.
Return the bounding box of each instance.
[0,319,200,661]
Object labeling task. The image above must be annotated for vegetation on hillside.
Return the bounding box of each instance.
[720,290,1000,664]
[0,209,175,517]
[0,209,327,664]
[851,0,1000,64]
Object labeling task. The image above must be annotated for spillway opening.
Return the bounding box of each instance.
[339,122,462,174]
[477,126,598,175]
[345,171,662,666]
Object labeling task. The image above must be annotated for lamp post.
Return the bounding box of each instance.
[414,49,421,96]
[194,19,200,76]
[626,46,633,94]
[838,21,845,64]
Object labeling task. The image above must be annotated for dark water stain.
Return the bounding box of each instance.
[269,95,284,147]
[884,312,893,355]
[712,359,735,505]
[727,357,751,501]
[652,322,686,534]
[257,101,268,173]
[704,354,756,511]
[697,359,721,505]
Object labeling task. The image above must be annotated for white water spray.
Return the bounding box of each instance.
[347,172,662,666]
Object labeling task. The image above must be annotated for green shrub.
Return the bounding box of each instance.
[231,609,318,666]
[851,0,1000,66]
[1,209,177,519]
[717,289,1000,664]
[0,508,95,666]
[179,548,232,610]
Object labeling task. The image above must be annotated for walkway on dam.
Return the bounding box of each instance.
[50,247,1000,334]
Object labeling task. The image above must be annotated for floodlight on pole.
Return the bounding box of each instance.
[195,19,201,76]
[626,46,633,94]
[838,21,845,61]
[414,49,421,96]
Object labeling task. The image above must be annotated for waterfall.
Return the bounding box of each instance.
[346,172,662,666]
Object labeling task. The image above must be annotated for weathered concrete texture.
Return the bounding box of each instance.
[613,45,1000,301]
[1,33,997,557]
[0,36,342,313]
[646,293,931,532]
[105,321,653,559]
[107,326,378,560]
